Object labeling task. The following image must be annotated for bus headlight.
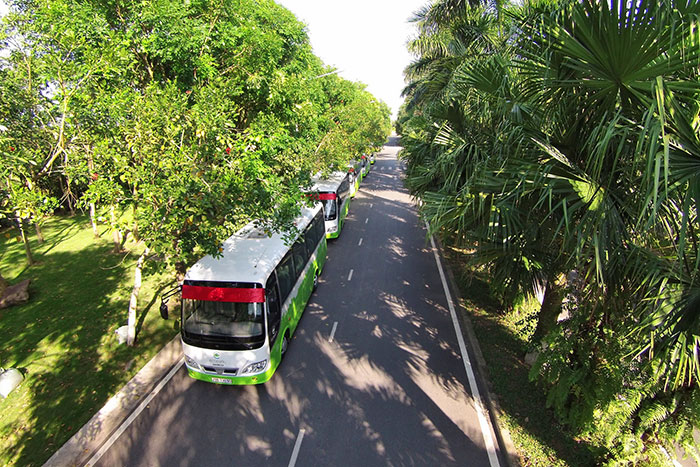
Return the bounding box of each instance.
[241,360,268,374]
[185,355,202,371]
[327,225,337,233]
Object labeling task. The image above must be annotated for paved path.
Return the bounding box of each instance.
[85,140,505,466]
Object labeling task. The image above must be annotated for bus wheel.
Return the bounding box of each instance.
[281,333,290,356]
[313,271,319,290]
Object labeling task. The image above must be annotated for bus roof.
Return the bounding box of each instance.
[185,203,322,286]
[311,171,347,193]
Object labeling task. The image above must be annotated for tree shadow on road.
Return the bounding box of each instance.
[86,153,590,467]
[384,136,402,147]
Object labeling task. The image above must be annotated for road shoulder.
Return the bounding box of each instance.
[432,235,521,467]
[43,336,182,467]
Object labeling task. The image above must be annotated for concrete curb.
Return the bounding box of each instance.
[432,235,521,467]
[43,335,182,467]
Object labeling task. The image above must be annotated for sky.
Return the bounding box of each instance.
[277,0,428,119]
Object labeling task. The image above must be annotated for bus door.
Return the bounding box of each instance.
[348,167,358,197]
[319,192,339,237]
[354,160,363,189]
[265,274,281,347]
[336,192,344,229]
[361,155,369,178]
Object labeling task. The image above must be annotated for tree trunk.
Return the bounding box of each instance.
[532,275,564,343]
[34,219,45,244]
[120,231,130,251]
[127,247,150,346]
[110,205,122,251]
[16,215,34,265]
[90,202,99,237]
[131,194,139,241]
[87,152,99,238]
[64,154,76,217]
[0,271,8,296]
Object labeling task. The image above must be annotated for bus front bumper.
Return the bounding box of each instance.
[186,364,275,385]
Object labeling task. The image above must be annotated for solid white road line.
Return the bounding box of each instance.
[365,218,369,224]
[426,221,501,467]
[85,359,185,466]
[358,238,363,246]
[329,321,338,343]
[347,269,354,281]
[288,428,306,467]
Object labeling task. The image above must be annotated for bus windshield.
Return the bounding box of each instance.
[322,198,337,221]
[183,299,264,339]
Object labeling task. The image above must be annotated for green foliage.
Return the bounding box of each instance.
[401,0,700,463]
[313,77,392,171]
[531,307,700,465]
[1,0,391,271]
[447,253,597,466]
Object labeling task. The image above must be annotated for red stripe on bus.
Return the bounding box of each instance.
[182,285,265,303]
[305,193,337,201]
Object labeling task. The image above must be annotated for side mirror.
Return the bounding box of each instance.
[160,284,181,320]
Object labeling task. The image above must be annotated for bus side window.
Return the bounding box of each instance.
[310,214,320,245]
[313,211,324,243]
[276,251,295,303]
[339,177,350,197]
[292,240,308,278]
[266,274,281,343]
[304,225,316,254]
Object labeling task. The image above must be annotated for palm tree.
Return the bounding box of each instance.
[512,0,700,384]
[400,0,700,461]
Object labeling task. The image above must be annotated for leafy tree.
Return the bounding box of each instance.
[1,0,120,261]
[313,77,391,170]
[0,64,57,264]
[2,0,391,345]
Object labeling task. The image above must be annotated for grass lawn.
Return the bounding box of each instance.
[0,215,178,466]
[444,246,597,466]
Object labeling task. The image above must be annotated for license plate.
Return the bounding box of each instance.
[211,377,232,384]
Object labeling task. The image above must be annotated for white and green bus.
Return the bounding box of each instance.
[160,204,327,385]
[311,171,352,239]
[347,160,362,198]
[360,154,371,179]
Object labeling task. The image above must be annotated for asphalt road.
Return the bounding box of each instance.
[92,139,504,467]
